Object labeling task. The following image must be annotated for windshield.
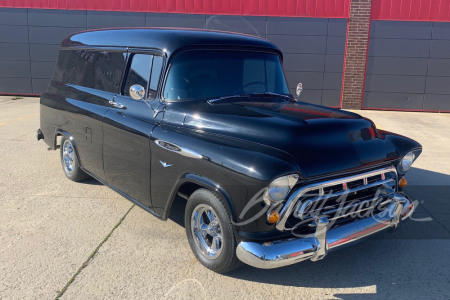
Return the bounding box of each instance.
[163,50,290,101]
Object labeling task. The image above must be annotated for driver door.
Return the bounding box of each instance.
[102,52,164,208]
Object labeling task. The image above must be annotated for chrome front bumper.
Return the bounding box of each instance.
[236,193,414,269]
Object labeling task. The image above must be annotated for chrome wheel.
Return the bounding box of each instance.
[191,204,224,259]
[62,139,76,175]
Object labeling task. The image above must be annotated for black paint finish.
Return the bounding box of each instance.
[40,28,421,240]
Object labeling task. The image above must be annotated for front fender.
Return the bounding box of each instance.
[378,130,422,160]
[150,125,301,233]
[162,173,236,221]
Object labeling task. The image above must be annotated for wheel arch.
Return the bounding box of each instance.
[162,173,237,222]
[56,129,84,168]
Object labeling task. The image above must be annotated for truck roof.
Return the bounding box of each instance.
[61,27,282,58]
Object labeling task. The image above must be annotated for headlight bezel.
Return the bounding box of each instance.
[263,174,299,205]
[397,149,420,174]
[400,151,415,171]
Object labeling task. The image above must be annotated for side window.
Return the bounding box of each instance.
[53,49,126,93]
[148,56,163,99]
[124,54,153,97]
[93,51,128,93]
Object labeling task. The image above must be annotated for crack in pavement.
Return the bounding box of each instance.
[0,131,35,145]
[54,204,135,299]
[404,190,450,235]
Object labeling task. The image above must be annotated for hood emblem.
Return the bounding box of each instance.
[160,161,172,168]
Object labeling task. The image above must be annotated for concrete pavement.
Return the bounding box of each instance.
[0,96,449,299]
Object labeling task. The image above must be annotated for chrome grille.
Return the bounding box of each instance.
[276,167,398,231]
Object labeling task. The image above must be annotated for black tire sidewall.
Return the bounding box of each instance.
[185,189,239,273]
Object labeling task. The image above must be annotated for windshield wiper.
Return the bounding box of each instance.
[208,92,292,104]
[249,92,292,99]
[208,94,248,104]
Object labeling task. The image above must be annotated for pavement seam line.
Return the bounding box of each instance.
[54,204,135,299]
[405,190,450,235]
[0,113,39,127]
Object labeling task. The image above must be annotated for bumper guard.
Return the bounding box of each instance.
[236,193,414,269]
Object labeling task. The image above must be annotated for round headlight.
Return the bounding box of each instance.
[264,174,299,205]
[400,151,415,172]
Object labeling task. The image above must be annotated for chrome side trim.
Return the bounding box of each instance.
[276,166,397,231]
[155,139,202,159]
[236,193,413,269]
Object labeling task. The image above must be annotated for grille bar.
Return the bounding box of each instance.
[298,178,394,207]
[306,197,394,221]
[276,166,398,231]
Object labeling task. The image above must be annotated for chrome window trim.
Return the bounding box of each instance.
[275,166,398,231]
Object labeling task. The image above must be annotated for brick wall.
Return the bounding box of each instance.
[341,0,372,109]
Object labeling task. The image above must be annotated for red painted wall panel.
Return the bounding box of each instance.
[0,0,350,18]
[372,0,450,22]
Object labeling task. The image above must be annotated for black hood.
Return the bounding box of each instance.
[167,99,409,178]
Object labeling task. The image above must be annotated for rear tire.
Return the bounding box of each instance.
[60,135,90,182]
[185,188,241,273]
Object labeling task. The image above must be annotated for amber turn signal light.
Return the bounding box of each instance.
[267,211,280,224]
[399,177,407,189]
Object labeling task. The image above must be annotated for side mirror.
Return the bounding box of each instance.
[295,82,303,100]
[130,84,145,100]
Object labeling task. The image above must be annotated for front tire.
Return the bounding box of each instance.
[185,189,241,273]
[60,135,90,182]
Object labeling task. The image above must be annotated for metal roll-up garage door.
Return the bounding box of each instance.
[364,20,450,112]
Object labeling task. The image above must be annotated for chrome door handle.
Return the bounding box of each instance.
[109,100,126,109]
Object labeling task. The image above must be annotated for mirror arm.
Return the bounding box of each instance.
[141,96,165,118]
[129,84,162,117]
[140,97,158,117]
